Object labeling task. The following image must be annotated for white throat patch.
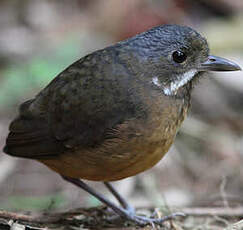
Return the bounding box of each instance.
[152,69,197,96]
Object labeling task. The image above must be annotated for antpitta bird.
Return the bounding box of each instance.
[3,24,241,226]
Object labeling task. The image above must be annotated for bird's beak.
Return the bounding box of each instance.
[199,55,241,72]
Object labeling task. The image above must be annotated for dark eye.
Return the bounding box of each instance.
[172,51,187,63]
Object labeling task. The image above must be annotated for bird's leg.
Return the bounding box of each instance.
[103,182,135,214]
[61,176,127,218]
[61,176,185,226]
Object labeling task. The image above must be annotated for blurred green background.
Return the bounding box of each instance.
[0,0,242,213]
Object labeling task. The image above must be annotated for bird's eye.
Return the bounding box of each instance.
[172,51,187,63]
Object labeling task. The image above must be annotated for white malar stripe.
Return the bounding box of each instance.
[163,69,197,96]
[152,76,161,87]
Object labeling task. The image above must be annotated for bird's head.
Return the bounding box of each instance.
[129,24,241,96]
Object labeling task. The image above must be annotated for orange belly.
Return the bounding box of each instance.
[39,96,187,181]
[39,137,174,181]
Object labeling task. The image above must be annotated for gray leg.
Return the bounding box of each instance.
[103,182,135,214]
[62,176,185,226]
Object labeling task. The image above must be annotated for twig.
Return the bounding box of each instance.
[220,175,229,208]
[180,207,243,217]
[225,220,243,230]
[0,210,58,223]
[0,206,107,224]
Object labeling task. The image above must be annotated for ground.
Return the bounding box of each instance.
[0,206,242,229]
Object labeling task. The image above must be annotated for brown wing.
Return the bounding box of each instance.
[3,48,146,159]
[3,100,66,158]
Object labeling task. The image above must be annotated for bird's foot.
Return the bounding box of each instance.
[122,211,186,227]
[124,204,136,216]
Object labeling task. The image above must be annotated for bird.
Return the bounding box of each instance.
[3,24,241,226]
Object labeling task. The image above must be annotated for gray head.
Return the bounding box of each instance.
[123,24,241,96]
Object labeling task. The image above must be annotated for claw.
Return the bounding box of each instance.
[123,211,186,227]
